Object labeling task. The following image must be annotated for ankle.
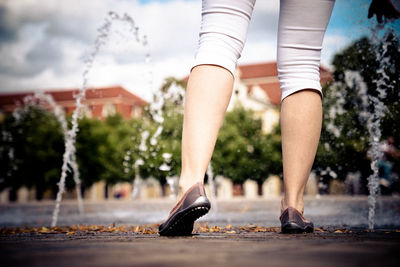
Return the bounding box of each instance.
[281,197,304,214]
[178,175,203,193]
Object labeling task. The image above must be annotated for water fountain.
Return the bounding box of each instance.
[21,92,84,215]
[326,25,398,229]
[206,163,218,212]
[124,80,186,199]
[355,25,398,230]
[344,71,386,230]
[51,11,150,227]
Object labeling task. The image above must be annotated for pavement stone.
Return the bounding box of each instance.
[1,231,399,267]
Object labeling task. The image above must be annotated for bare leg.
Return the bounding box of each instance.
[278,0,334,214]
[280,90,322,213]
[179,65,234,192]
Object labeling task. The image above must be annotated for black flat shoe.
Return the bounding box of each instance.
[280,207,314,234]
[159,182,210,236]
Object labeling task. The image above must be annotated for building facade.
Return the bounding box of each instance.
[0,86,147,119]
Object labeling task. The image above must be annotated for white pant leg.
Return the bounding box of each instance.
[278,0,335,101]
[192,0,256,75]
[193,0,335,102]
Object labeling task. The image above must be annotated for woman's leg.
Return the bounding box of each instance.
[179,65,234,192]
[277,0,335,213]
[179,0,256,193]
[280,90,322,212]
[159,0,256,236]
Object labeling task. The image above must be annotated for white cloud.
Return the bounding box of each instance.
[239,40,276,64]
[0,0,202,100]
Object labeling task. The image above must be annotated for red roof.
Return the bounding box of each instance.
[0,86,147,107]
[238,62,278,79]
[257,83,281,106]
[238,61,331,80]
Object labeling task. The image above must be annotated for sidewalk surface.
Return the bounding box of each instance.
[1,229,399,267]
[1,196,400,266]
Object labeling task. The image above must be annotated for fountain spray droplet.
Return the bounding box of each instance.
[35,92,84,215]
[51,11,150,227]
[207,163,218,212]
[123,79,185,198]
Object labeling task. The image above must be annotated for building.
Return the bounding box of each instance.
[228,61,332,133]
[0,86,147,119]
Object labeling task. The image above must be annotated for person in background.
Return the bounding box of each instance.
[379,137,400,189]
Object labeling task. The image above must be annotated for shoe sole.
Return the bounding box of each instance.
[159,199,210,236]
[281,222,314,234]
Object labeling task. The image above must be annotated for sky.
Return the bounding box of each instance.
[0,0,399,101]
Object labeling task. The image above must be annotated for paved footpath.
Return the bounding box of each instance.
[1,196,400,266]
[1,230,399,267]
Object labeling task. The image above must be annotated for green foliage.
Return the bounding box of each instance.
[0,106,64,199]
[0,108,145,198]
[133,82,184,183]
[159,101,183,178]
[76,114,143,186]
[213,105,282,183]
[160,76,187,93]
[75,118,107,187]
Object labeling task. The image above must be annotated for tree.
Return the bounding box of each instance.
[213,105,282,184]
[134,78,185,184]
[76,114,143,188]
[0,106,64,199]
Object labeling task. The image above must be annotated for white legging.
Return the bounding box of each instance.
[193,0,335,101]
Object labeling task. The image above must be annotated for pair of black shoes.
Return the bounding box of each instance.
[158,183,313,236]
